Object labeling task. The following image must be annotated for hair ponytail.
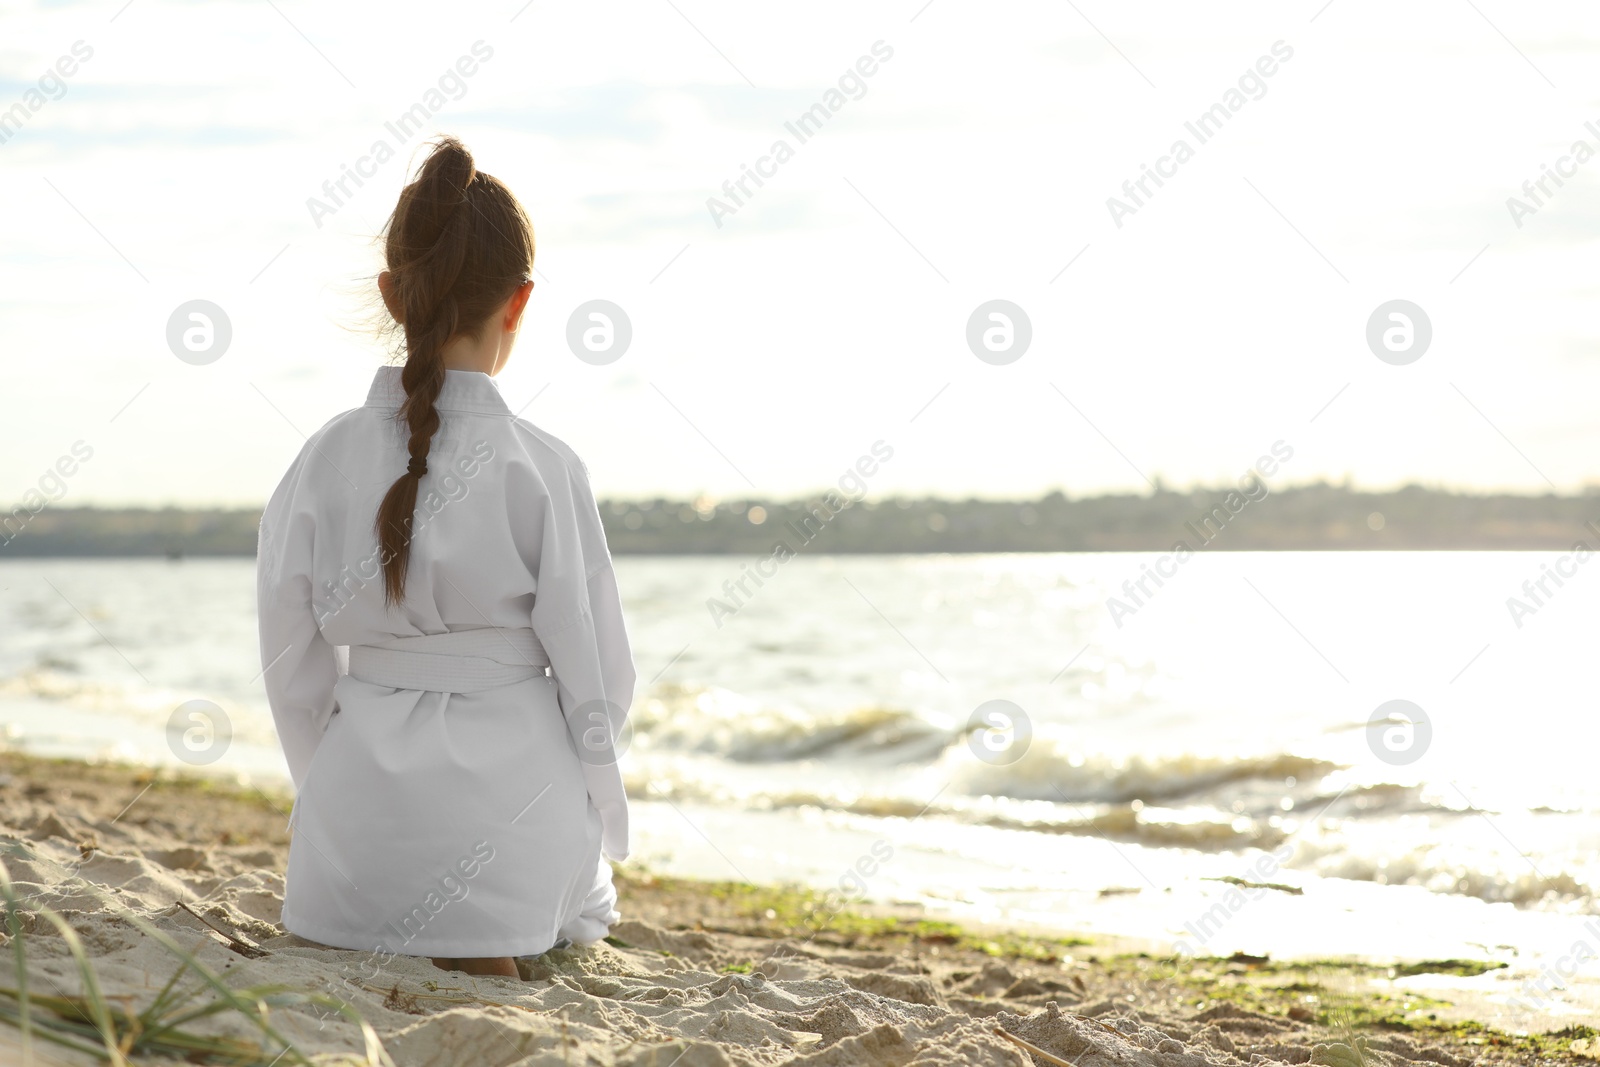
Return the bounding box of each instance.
[373,136,534,606]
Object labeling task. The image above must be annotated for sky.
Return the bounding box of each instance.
[4,0,1600,506]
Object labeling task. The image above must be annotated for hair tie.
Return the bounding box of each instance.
[407,458,428,477]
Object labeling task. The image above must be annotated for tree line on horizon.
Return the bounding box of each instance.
[5,482,1600,557]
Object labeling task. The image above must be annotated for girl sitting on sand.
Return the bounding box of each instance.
[256,136,635,979]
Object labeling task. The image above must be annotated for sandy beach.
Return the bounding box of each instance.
[0,752,1584,1067]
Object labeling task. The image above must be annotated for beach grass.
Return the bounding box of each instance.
[0,855,393,1066]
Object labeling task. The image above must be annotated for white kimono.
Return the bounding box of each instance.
[256,366,636,958]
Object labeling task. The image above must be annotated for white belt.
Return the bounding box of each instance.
[347,627,550,693]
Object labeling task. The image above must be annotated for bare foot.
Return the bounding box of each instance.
[432,956,518,977]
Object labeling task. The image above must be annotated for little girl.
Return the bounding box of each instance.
[256,136,635,978]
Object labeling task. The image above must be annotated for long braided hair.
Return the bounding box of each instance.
[374,136,534,606]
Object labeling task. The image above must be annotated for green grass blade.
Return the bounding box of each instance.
[2,867,30,1067]
[0,865,126,1066]
[0,839,398,1067]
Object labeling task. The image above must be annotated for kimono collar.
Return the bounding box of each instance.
[365,365,514,416]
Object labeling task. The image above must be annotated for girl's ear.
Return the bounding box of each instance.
[378,270,406,324]
[504,279,534,332]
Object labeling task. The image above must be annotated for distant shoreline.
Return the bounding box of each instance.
[5,483,1600,556]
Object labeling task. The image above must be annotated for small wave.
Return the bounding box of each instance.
[951,745,1342,806]
[632,684,1346,810]
[1290,838,1594,907]
[630,684,950,763]
[624,768,1283,852]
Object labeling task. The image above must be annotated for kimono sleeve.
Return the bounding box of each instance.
[256,441,340,793]
[527,454,638,862]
